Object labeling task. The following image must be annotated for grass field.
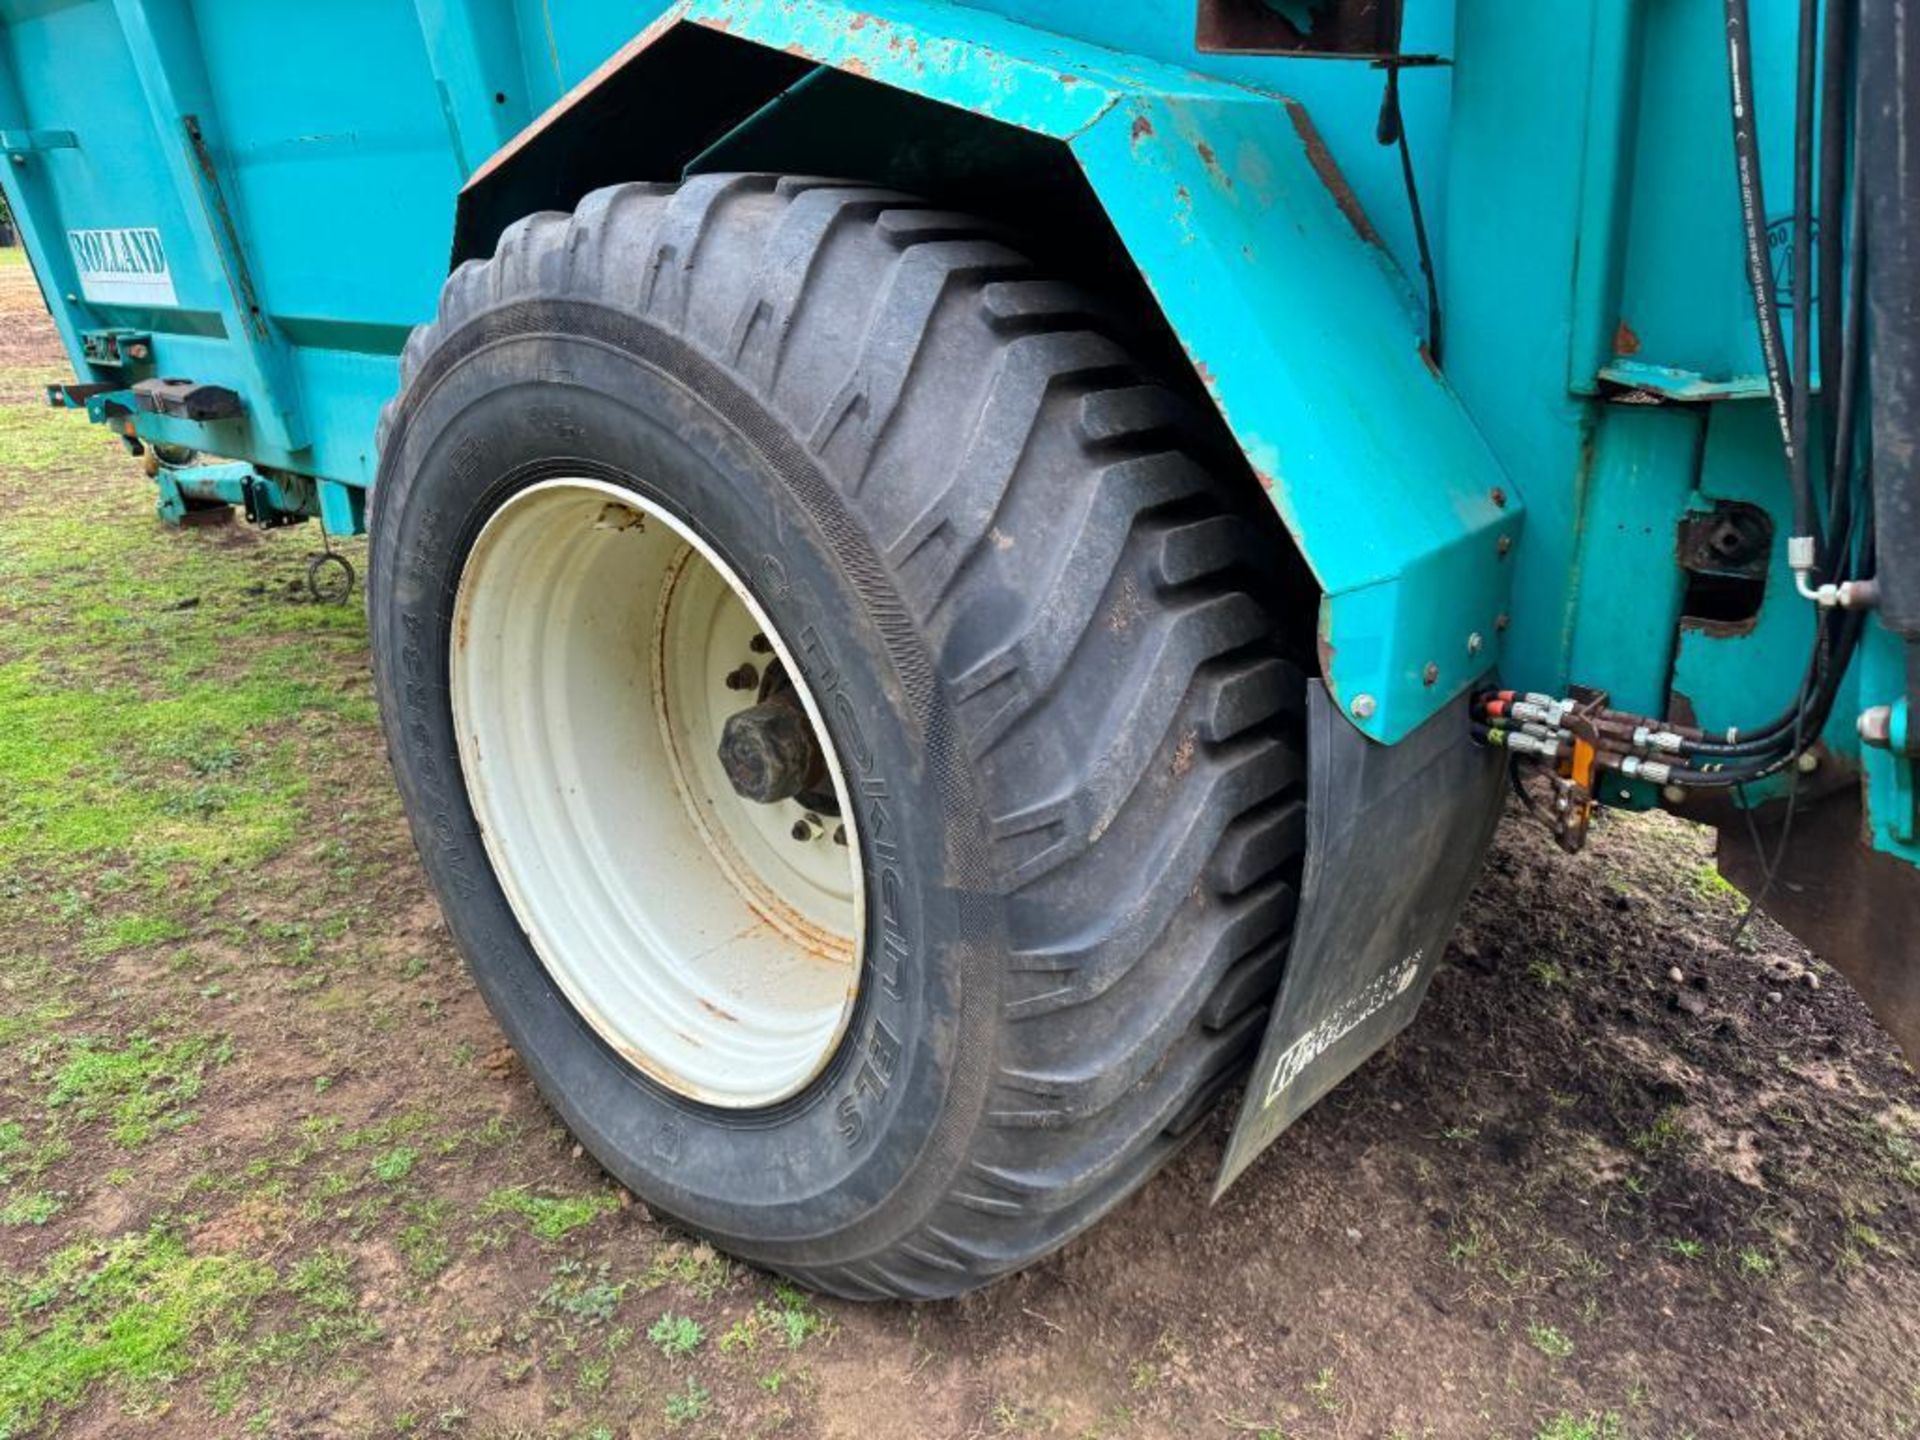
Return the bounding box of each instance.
[2,245,1919,1439]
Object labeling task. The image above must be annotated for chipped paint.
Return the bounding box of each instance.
[1283,99,1382,249]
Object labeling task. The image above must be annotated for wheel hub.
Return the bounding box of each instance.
[718,692,826,806]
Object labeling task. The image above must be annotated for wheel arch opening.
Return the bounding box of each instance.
[450,24,1321,655]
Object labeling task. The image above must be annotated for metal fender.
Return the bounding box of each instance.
[461,0,1520,744]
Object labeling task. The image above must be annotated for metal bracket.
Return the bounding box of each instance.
[82,328,154,368]
[152,459,313,528]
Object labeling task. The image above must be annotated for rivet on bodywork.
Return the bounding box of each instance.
[1350,693,1377,720]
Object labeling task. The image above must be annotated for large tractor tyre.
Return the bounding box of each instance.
[369,174,1308,1299]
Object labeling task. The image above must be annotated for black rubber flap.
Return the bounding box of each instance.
[1215,684,1505,1196]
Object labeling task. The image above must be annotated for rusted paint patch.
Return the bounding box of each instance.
[1196,139,1231,190]
[1283,100,1383,249]
[1130,112,1155,145]
[1614,320,1641,356]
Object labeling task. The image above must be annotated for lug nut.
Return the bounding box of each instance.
[832,824,847,847]
[749,634,773,654]
[724,663,759,692]
[791,816,822,842]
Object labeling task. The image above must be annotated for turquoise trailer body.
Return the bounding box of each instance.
[4,0,1916,1257]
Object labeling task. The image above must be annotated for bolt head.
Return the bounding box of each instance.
[1422,662,1440,687]
[1796,749,1820,773]
[1661,784,1687,805]
[1467,631,1484,656]
[1350,693,1378,721]
[1858,705,1894,748]
[1494,613,1511,632]
[1496,535,1513,557]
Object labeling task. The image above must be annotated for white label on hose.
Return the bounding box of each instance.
[67,227,177,308]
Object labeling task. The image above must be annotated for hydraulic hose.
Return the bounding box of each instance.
[1725,0,1804,527]
[1789,0,1822,560]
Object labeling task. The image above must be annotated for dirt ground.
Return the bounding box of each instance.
[2,246,1918,1440]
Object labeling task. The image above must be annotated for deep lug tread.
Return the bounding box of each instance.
[386,176,1311,1302]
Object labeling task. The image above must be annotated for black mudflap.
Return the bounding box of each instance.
[1215,684,1506,1195]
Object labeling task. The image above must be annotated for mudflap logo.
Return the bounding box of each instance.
[1262,950,1424,1109]
[67,227,177,308]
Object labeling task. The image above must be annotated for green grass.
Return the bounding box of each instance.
[0,376,374,911]
[0,661,346,877]
[663,1377,711,1426]
[480,1186,620,1242]
[370,1146,418,1184]
[1628,1106,1688,1158]
[0,1225,274,1437]
[46,1033,227,1147]
[647,1313,704,1358]
[1738,1247,1776,1279]
[395,1200,453,1280]
[1527,1322,1574,1360]
[0,1192,61,1227]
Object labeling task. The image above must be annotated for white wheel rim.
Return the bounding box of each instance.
[450,478,865,1108]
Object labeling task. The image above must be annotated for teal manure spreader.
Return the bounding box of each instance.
[4,0,1917,1297]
